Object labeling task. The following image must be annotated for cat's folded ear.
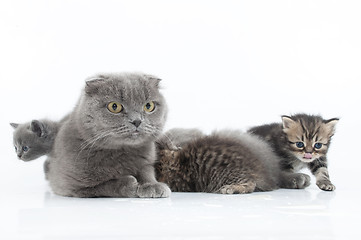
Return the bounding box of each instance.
[31,120,47,138]
[85,78,106,95]
[324,118,339,136]
[10,123,19,129]
[144,74,161,88]
[281,115,297,130]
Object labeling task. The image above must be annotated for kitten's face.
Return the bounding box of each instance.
[282,115,338,163]
[77,73,167,148]
[11,123,47,161]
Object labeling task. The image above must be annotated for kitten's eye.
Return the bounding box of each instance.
[107,102,123,113]
[295,142,304,148]
[314,143,323,149]
[22,146,29,152]
[144,101,155,113]
[14,146,17,152]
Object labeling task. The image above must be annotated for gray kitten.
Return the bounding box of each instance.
[46,72,171,198]
[155,129,309,194]
[11,120,60,161]
[248,114,338,191]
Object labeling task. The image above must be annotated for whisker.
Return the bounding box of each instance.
[76,126,128,161]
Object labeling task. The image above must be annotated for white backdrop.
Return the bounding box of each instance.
[1,0,360,192]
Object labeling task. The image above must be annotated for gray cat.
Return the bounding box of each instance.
[248,114,338,191]
[155,129,311,194]
[45,72,171,198]
[11,120,60,161]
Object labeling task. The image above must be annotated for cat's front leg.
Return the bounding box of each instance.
[136,166,171,198]
[71,175,139,198]
[308,158,335,191]
[314,167,336,191]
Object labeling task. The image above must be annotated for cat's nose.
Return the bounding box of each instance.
[131,120,142,128]
[17,154,22,159]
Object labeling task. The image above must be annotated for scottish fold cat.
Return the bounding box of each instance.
[45,72,170,198]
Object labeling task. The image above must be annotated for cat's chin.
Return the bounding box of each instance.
[108,134,154,146]
[300,158,315,163]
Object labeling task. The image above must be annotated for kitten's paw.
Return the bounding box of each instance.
[316,180,336,191]
[137,182,171,198]
[218,182,256,194]
[292,173,311,189]
[280,173,311,189]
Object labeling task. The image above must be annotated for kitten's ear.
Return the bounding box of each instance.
[10,123,19,129]
[144,74,161,88]
[324,118,339,136]
[281,115,297,129]
[31,120,47,138]
[85,78,105,95]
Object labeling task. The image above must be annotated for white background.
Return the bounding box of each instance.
[1,1,361,239]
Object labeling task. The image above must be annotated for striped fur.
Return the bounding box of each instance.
[248,114,338,191]
[155,130,281,194]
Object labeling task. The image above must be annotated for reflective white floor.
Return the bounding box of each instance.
[1,160,360,240]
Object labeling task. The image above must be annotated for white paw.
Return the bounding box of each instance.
[317,180,336,191]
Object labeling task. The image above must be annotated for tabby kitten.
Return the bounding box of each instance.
[11,120,60,161]
[248,114,338,191]
[46,72,171,198]
[155,129,300,194]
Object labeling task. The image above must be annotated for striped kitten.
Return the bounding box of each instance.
[155,129,304,194]
[248,114,338,191]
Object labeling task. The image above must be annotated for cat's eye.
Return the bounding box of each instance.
[314,143,323,149]
[14,146,17,152]
[22,146,29,152]
[107,102,123,113]
[295,142,304,148]
[144,101,155,113]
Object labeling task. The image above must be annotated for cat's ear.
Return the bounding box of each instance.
[281,115,297,129]
[324,118,339,136]
[31,120,47,138]
[10,123,19,129]
[85,78,105,95]
[144,74,161,88]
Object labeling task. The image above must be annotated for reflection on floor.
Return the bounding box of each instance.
[1,174,360,240]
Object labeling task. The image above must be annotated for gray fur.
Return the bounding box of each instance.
[156,128,205,150]
[156,128,306,194]
[11,119,60,161]
[46,72,170,198]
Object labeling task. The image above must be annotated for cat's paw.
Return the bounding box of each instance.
[281,173,311,189]
[292,173,311,189]
[137,182,171,198]
[218,182,256,194]
[118,175,140,197]
[316,180,336,191]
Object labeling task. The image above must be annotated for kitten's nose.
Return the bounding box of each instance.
[17,154,22,159]
[131,120,142,128]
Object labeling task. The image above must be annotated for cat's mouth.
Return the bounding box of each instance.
[299,153,315,162]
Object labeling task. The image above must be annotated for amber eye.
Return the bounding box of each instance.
[144,101,155,113]
[107,102,123,113]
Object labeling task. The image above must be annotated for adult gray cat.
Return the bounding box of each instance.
[11,120,60,161]
[155,129,310,194]
[46,72,171,198]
